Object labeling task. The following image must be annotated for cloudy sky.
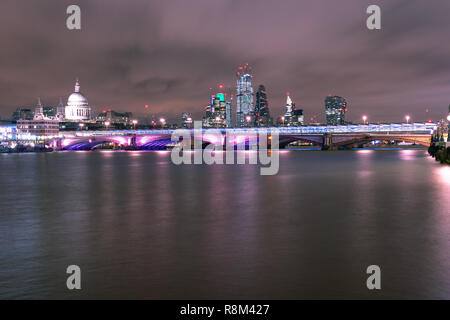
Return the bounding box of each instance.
[0,0,449,123]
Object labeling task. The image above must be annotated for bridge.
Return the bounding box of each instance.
[49,123,437,151]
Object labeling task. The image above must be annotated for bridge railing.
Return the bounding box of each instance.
[54,122,437,138]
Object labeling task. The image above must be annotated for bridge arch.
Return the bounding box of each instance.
[278,135,325,148]
[333,135,431,147]
[139,138,174,150]
[61,136,131,150]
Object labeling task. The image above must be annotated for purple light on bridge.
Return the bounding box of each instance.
[202,134,225,145]
[111,137,129,146]
[137,135,165,145]
[61,139,79,148]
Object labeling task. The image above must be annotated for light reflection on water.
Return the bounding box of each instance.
[0,150,449,299]
[437,166,450,185]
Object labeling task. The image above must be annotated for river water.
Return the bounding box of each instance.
[0,149,449,299]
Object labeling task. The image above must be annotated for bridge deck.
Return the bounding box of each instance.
[1,123,437,143]
[58,123,437,138]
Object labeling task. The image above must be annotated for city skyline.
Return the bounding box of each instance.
[1,0,450,123]
[2,0,450,302]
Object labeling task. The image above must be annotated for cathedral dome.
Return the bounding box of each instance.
[67,79,88,106]
[65,79,91,121]
[67,92,88,105]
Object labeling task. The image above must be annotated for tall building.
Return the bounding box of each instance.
[291,109,304,126]
[325,95,347,125]
[202,105,213,128]
[226,98,232,128]
[254,85,272,127]
[65,79,91,121]
[283,94,304,127]
[203,92,229,128]
[235,64,254,127]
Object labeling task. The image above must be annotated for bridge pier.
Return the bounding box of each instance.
[322,133,335,151]
[54,139,62,150]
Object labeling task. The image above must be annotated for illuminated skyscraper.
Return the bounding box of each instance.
[254,85,272,127]
[203,92,229,128]
[325,95,347,125]
[226,98,232,128]
[235,64,254,127]
[283,94,304,126]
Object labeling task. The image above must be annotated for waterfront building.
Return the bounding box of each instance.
[17,120,59,137]
[17,119,59,137]
[235,64,254,127]
[254,85,272,127]
[182,113,193,129]
[325,95,347,125]
[0,124,17,141]
[16,99,60,137]
[65,79,91,121]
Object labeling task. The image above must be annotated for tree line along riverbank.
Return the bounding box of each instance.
[428,135,450,164]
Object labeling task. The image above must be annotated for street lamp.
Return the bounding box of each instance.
[447,114,450,122]
[105,121,110,131]
[132,119,138,130]
[246,116,251,128]
[281,116,285,127]
[362,115,368,125]
[160,118,166,128]
[79,123,85,131]
[405,115,410,124]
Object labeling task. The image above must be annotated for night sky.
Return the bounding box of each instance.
[1,0,449,123]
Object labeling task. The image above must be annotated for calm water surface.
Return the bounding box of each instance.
[0,150,449,299]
